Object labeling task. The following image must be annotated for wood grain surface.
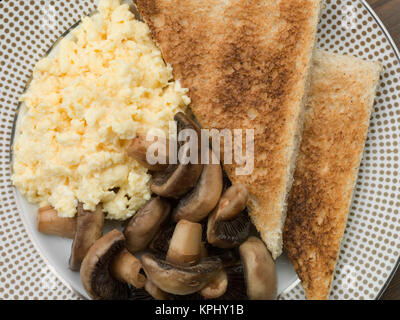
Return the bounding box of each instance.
[367,0,400,300]
[368,0,400,48]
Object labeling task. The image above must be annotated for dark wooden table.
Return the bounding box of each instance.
[367,0,400,300]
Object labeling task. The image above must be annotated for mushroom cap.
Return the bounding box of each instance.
[151,112,203,198]
[211,210,251,248]
[174,112,202,137]
[151,153,203,198]
[127,135,169,171]
[215,184,248,221]
[172,152,223,222]
[200,269,228,299]
[141,253,223,295]
[207,185,250,248]
[144,279,173,300]
[69,203,104,271]
[124,197,171,254]
[80,229,131,300]
[149,222,175,254]
[239,236,277,300]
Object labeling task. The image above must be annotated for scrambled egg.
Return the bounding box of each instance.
[12,0,190,219]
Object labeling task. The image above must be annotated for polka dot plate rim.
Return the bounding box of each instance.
[1,0,400,300]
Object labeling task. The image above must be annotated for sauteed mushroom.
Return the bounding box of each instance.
[37,206,75,239]
[166,219,203,266]
[174,112,202,138]
[81,229,147,300]
[151,145,203,198]
[239,237,277,300]
[207,184,250,248]
[218,265,247,300]
[172,150,223,222]
[149,222,175,254]
[151,112,203,198]
[111,248,146,289]
[198,242,229,299]
[124,197,170,254]
[144,279,172,300]
[69,203,104,271]
[200,269,228,299]
[141,253,223,295]
[127,135,169,171]
[142,219,223,296]
[81,230,132,300]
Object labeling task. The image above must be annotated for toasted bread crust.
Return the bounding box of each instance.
[134,0,322,258]
[283,50,382,300]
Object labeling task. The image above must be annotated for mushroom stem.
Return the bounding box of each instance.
[200,269,228,299]
[37,206,76,239]
[166,219,203,266]
[111,249,146,289]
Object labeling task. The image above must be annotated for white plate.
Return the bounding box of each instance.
[2,0,400,300]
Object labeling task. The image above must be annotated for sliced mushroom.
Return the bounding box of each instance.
[124,197,170,254]
[200,269,228,299]
[37,206,75,238]
[172,150,223,222]
[212,184,249,221]
[80,229,131,300]
[198,241,230,299]
[151,112,203,198]
[207,184,250,248]
[204,244,241,268]
[69,203,104,271]
[141,253,223,295]
[174,112,202,138]
[239,237,277,300]
[144,279,172,300]
[127,135,169,171]
[166,219,203,266]
[149,222,175,254]
[111,248,146,289]
[151,148,203,198]
[218,265,247,300]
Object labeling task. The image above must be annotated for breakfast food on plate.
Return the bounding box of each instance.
[12,0,190,220]
[80,229,145,300]
[134,0,323,259]
[37,206,76,238]
[283,50,382,300]
[69,203,104,271]
[11,0,384,301]
[35,111,277,300]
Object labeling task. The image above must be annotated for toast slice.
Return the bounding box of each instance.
[283,49,382,300]
[134,0,323,258]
